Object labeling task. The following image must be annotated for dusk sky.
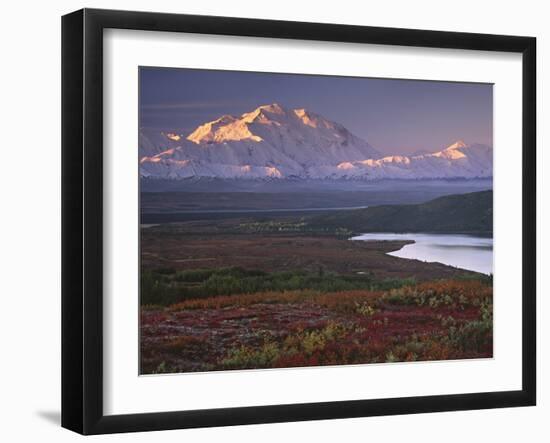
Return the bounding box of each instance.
[139,67,493,156]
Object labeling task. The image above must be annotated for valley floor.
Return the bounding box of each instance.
[140,219,480,281]
[140,220,492,374]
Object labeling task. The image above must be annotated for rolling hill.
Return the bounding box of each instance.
[309,190,493,234]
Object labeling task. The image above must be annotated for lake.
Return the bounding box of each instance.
[351,233,493,275]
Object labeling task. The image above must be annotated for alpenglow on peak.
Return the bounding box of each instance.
[186,103,346,145]
[139,105,492,181]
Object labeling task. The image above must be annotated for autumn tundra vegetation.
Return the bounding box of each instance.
[141,275,492,373]
[139,194,493,374]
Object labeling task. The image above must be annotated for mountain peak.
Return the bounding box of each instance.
[187,103,353,145]
[240,103,289,124]
[446,140,468,150]
[186,113,258,144]
[293,107,336,129]
[257,103,286,114]
[141,114,491,180]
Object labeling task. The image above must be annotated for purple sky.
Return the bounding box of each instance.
[139,67,492,156]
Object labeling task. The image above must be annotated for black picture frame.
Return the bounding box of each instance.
[62,8,536,435]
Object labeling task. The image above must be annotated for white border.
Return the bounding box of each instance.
[103,29,523,415]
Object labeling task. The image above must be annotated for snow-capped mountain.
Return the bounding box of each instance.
[308,141,493,180]
[139,104,492,181]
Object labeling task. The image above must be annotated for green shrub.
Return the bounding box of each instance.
[222,342,280,369]
[174,268,215,282]
[141,268,420,306]
[140,271,180,305]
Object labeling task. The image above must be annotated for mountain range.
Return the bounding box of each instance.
[139,103,493,181]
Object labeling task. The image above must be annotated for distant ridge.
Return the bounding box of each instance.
[309,190,493,234]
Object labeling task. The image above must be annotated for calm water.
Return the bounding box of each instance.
[351,233,493,275]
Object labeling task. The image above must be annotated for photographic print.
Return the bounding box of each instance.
[139,68,493,375]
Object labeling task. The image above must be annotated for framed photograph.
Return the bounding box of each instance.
[62,8,536,435]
